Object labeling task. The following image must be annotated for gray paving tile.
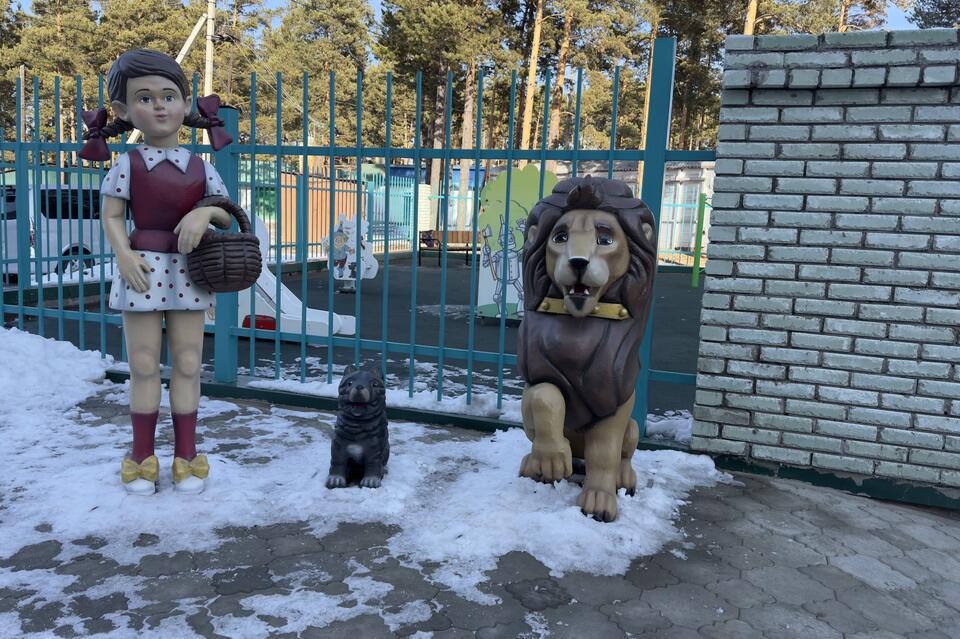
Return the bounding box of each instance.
[641,582,736,628]
[301,614,393,639]
[900,523,960,551]
[623,560,681,590]
[537,604,633,638]
[743,565,836,605]
[652,547,740,585]
[907,549,960,581]
[700,619,766,639]
[705,578,776,608]
[554,571,644,606]
[836,586,937,635]
[599,599,672,635]
[831,553,918,590]
[740,603,843,639]
[1,540,63,571]
[802,599,879,635]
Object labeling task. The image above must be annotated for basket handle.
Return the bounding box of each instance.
[191,196,252,234]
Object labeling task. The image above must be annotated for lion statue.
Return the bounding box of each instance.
[517,175,657,522]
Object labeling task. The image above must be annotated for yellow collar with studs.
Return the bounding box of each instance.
[538,297,631,320]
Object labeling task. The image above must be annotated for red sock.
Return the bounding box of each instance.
[172,411,198,460]
[130,411,159,463]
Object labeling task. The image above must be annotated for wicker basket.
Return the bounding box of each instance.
[187,196,262,293]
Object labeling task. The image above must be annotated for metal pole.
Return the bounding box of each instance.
[203,0,216,147]
[18,66,25,140]
[691,193,707,288]
[204,0,215,98]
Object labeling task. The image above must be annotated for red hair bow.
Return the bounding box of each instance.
[197,95,233,151]
[78,108,111,162]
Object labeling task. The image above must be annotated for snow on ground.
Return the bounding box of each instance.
[0,327,723,636]
[645,410,694,444]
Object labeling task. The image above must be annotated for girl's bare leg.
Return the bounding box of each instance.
[123,311,163,414]
[165,310,206,416]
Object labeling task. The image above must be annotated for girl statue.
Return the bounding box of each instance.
[79,48,235,495]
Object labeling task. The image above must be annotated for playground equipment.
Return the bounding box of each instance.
[205,215,357,337]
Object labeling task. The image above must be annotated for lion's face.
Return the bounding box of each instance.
[543,208,631,318]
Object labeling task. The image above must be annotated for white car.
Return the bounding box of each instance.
[2,185,109,284]
[30,185,106,276]
[0,188,34,283]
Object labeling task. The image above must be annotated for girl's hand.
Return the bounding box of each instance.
[117,250,151,293]
[174,207,225,254]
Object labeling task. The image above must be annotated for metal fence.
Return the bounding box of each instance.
[0,38,715,431]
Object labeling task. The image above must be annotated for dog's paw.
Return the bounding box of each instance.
[360,475,382,488]
[326,474,347,489]
[576,487,618,522]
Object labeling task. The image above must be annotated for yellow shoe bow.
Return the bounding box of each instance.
[172,455,210,483]
[121,455,160,484]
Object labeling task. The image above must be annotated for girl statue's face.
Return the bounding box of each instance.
[111,75,190,148]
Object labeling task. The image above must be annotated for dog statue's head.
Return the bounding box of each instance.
[523,176,657,319]
[338,365,386,420]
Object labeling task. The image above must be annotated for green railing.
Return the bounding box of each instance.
[0,38,715,432]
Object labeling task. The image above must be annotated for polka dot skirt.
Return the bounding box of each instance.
[110,250,215,312]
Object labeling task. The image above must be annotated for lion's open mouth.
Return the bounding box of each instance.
[567,283,591,296]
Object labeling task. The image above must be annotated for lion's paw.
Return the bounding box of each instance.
[576,487,619,522]
[618,460,637,496]
[519,442,573,483]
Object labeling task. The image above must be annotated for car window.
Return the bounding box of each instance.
[1,190,14,220]
[38,188,101,220]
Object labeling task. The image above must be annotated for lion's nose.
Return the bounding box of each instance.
[568,257,589,276]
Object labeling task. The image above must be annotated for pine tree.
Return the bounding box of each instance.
[908,0,960,28]
[2,0,98,151]
[258,0,374,148]
[0,1,24,134]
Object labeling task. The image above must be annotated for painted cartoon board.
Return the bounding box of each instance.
[325,215,378,281]
[477,165,558,320]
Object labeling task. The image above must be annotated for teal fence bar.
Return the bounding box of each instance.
[0,38,715,434]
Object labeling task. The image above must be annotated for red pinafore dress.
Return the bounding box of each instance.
[108,149,216,312]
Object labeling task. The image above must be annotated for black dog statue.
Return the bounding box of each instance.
[326,365,390,489]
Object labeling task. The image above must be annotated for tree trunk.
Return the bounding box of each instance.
[429,68,447,230]
[519,0,545,155]
[636,18,658,196]
[546,9,573,174]
[838,0,851,31]
[482,83,498,188]
[459,62,477,229]
[743,0,759,34]
[226,0,240,101]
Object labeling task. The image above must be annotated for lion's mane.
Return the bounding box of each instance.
[517,176,658,431]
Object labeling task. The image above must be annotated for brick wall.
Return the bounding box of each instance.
[692,29,960,492]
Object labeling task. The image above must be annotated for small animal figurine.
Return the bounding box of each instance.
[326,365,390,489]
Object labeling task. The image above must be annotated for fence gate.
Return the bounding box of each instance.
[0,38,714,434]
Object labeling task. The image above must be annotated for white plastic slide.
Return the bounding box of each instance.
[205,216,357,338]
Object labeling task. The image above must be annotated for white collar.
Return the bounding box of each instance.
[136,146,192,174]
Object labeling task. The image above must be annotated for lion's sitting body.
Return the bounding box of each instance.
[516,176,657,522]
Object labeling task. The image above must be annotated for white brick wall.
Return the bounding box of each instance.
[693,29,960,491]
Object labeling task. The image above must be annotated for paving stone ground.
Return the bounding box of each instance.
[2,393,959,638]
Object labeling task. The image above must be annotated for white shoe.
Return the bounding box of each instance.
[174,474,206,494]
[124,478,156,495]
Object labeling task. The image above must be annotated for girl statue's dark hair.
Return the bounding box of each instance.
[79,48,232,160]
